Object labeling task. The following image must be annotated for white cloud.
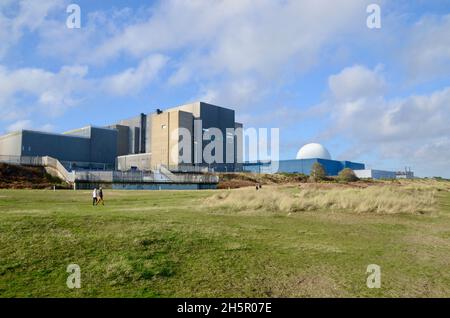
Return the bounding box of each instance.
[102,54,168,96]
[38,0,373,108]
[0,0,64,58]
[197,78,263,109]
[328,64,386,102]
[0,64,89,121]
[4,120,55,134]
[0,55,167,127]
[402,14,450,82]
[37,6,137,64]
[7,119,32,132]
[320,65,450,177]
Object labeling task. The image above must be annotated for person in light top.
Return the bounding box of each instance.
[92,188,98,206]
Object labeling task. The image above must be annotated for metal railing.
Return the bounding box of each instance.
[0,155,44,166]
[72,170,218,184]
[0,155,219,184]
[166,164,210,173]
[0,155,75,183]
[157,164,219,183]
[41,156,75,182]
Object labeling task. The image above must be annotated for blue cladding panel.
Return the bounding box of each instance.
[20,127,118,165]
[278,159,318,174]
[341,161,365,170]
[90,127,118,165]
[22,130,91,162]
[244,159,366,176]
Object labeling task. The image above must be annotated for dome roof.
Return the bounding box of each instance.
[296,143,332,160]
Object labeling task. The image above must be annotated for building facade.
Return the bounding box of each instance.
[243,158,365,176]
[112,102,243,172]
[0,102,243,172]
[0,127,117,170]
[354,169,397,179]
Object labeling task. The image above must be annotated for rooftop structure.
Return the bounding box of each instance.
[296,143,332,160]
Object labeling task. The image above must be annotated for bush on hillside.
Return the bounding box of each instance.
[337,168,359,182]
[309,162,326,182]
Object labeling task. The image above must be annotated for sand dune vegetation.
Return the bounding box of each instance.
[206,183,442,215]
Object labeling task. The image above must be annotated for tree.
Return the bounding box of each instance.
[309,162,326,182]
[338,168,359,182]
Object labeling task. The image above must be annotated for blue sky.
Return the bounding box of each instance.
[0,0,449,177]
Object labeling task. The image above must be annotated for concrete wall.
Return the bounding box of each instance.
[0,131,22,157]
[114,113,151,155]
[111,124,129,156]
[116,115,142,154]
[89,127,117,165]
[117,153,152,171]
[354,169,396,179]
[150,111,170,167]
[160,102,238,172]
[234,122,243,171]
[169,110,194,167]
[145,115,152,156]
[170,101,202,117]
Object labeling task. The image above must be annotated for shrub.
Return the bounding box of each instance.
[337,168,359,182]
[309,162,326,182]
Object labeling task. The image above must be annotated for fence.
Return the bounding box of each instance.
[72,170,218,184]
[0,155,219,184]
[0,155,44,166]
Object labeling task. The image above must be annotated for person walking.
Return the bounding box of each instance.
[97,187,105,206]
[92,187,98,206]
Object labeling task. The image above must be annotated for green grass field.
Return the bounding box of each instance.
[1,184,450,297]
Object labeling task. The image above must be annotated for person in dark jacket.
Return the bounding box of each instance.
[96,187,105,205]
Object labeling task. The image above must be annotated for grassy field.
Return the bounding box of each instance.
[1,181,450,297]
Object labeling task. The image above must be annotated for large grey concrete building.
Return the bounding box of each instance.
[0,102,243,172]
[0,127,117,170]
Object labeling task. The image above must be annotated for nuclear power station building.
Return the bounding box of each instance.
[243,143,413,179]
[0,102,243,173]
[243,143,365,175]
[0,101,413,180]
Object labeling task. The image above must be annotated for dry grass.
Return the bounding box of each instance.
[206,184,438,215]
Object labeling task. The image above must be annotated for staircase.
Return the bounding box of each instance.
[0,155,74,184]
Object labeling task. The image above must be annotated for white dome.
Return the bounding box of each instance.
[296,143,332,160]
